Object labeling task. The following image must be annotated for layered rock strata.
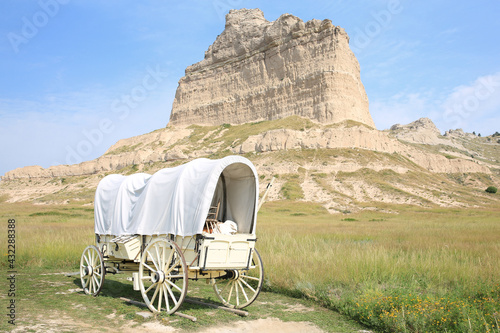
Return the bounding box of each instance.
[3,120,490,180]
[169,9,374,128]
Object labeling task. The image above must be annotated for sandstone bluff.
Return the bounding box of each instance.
[169,9,374,128]
[1,9,499,212]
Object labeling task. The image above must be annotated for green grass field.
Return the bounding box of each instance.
[1,201,499,332]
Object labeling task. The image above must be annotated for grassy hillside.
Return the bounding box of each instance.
[2,116,498,212]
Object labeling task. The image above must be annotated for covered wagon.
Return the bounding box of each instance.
[80,156,264,314]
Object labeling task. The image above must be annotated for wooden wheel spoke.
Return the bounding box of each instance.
[219,280,230,295]
[93,275,101,289]
[165,284,178,305]
[235,281,240,306]
[92,253,99,267]
[83,253,91,267]
[155,244,163,270]
[241,275,260,281]
[165,278,182,293]
[89,275,94,294]
[227,282,235,303]
[82,276,89,288]
[165,258,181,275]
[157,283,163,311]
[163,285,170,311]
[147,250,160,271]
[164,247,174,271]
[145,282,157,294]
[142,262,156,273]
[237,280,249,302]
[240,277,256,293]
[150,284,160,306]
[161,245,166,270]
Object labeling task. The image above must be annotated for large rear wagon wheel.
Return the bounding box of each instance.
[138,238,188,314]
[213,248,264,309]
[80,245,105,296]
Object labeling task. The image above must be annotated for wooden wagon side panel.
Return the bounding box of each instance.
[198,234,256,270]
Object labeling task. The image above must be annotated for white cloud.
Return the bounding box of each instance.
[440,72,500,132]
[370,71,500,135]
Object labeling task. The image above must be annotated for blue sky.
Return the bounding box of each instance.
[1,0,499,177]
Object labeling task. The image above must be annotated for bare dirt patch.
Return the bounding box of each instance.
[196,317,324,333]
[12,312,324,333]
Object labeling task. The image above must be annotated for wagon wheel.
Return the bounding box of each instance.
[80,245,105,296]
[138,238,188,314]
[213,248,264,309]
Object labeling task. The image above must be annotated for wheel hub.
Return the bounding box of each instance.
[84,266,93,277]
[227,270,240,281]
[151,271,165,284]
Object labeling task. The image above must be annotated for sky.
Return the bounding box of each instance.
[1,0,499,177]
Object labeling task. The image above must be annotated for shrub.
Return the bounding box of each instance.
[281,181,304,200]
[485,186,498,194]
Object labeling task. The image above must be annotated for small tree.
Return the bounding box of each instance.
[485,186,497,194]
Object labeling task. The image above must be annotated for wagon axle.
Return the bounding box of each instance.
[225,269,240,281]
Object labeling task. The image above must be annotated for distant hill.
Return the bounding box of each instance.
[2,116,498,212]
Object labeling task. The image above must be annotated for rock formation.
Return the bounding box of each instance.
[1,9,498,211]
[169,9,374,128]
[2,117,492,180]
[389,118,447,145]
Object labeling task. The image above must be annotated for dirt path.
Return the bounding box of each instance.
[12,316,324,333]
[197,318,324,333]
[6,271,370,333]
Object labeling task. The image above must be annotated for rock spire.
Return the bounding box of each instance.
[169,8,375,128]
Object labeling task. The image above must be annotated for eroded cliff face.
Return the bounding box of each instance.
[169,9,374,128]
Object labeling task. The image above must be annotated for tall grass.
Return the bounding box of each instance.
[0,204,94,269]
[2,201,499,331]
[258,202,500,332]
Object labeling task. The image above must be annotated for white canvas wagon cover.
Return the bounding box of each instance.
[94,156,259,237]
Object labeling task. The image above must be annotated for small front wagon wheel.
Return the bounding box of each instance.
[80,245,105,296]
[139,238,188,314]
[213,248,264,309]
